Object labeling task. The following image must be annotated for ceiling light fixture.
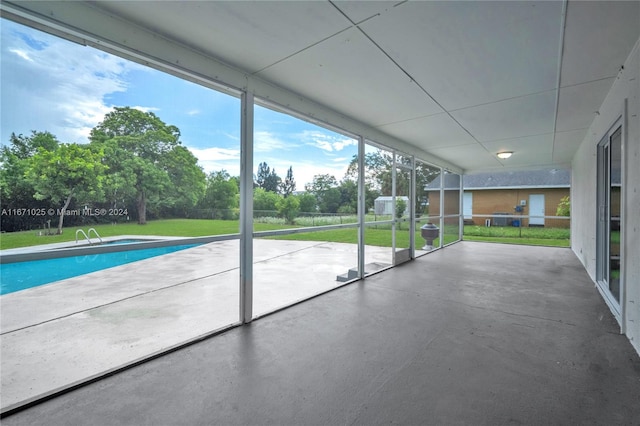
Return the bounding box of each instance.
[497,151,513,159]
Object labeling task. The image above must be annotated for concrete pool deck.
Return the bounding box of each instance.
[0,239,392,412]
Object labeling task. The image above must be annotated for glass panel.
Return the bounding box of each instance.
[609,127,622,302]
[252,103,359,316]
[364,142,394,268]
[416,161,442,254]
[415,160,440,222]
[443,172,461,215]
[254,228,359,316]
[0,19,240,410]
[443,171,461,244]
[364,223,394,276]
[253,104,358,230]
[443,216,461,246]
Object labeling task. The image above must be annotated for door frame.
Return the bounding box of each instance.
[596,109,626,326]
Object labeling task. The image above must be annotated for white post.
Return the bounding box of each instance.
[239,91,254,324]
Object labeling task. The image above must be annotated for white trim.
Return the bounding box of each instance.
[620,98,628,334]
[464,185,570,190]
[595,111,625,325]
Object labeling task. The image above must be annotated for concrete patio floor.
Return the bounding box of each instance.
[1,239,391,412]
[2,241,639,425]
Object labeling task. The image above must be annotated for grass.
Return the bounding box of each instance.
[0,219,571,250]
[0,219,290,250]
[462,225,570,247]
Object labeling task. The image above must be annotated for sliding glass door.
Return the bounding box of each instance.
[597,121,623,315]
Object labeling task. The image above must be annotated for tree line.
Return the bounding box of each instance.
[1,107,439,233]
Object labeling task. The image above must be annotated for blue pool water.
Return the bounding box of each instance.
[0,243,200,295]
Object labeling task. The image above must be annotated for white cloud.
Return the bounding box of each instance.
[223,132,239,141]
[254,130,300,152]
[186,109,201,116]
[131,106,160,113]
[300,130,357,153]
[188,146,240,162]
[9,48,33,62]
[1,20,147,144]
[187,146,241,175]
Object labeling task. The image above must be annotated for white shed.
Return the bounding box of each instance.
[374,196,409,216]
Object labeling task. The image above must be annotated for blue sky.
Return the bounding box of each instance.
[0,18,357,187]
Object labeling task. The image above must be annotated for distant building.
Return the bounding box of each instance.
[374,196,410,216]
[425,169,571,227]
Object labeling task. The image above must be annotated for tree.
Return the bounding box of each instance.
[320,188,341,213]
[395,198,407,219]
[305,174,340,213]
[265,169,281,193]
[276,194,300,225]
[199,170,239,219]
[255,162,270,189]
[1,132,59,231]
[345,150,391,191]
[26,143,106,234]
[253,187,280,212]
[162,145,206,217]
[345,149,439,214]
[90,107,203,224]
[306,174,338,194]
[296,192,317,213]
[280,166,296,197]
[337,179,358,213]
[255,161,281,193]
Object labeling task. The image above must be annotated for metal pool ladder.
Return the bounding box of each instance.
[75,228,103,245]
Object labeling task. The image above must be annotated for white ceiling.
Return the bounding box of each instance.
[5,0,640,173]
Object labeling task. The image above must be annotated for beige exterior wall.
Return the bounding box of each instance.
[429,188,569,227]
[467,188,570,228]
[426,190,460,218]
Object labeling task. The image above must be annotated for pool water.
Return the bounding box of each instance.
[0,243,200,295]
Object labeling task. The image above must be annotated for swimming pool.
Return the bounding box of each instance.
[0,243,200,295]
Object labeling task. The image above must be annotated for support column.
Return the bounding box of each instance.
[240,91,254,323]
[357,136,365,278]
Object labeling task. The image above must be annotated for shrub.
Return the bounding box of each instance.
[556,196,570,217]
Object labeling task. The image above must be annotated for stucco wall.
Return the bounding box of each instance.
[572,38,640,355]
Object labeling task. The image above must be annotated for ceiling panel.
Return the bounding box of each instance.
[428,144,501,171]
[553,129,588,165]
[555,78,615,132]
[560,1,640,87]
[376,113,477,150]
[332,0,402,24]
[481,134,554,167]
[451,91,557,143]
[257,27,444,127]
[359,0,562,111]
[95,1,350,73]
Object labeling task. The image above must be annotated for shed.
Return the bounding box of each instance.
[374,196,409,216]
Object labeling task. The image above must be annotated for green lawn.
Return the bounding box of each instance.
[462,225,570,247]
[0,219,571,250]
[0,219,288,250]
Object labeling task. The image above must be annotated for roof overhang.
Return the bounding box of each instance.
[2,0,638,174]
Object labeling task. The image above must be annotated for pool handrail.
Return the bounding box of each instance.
[75,228,103,245]
[87,228,103,244]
